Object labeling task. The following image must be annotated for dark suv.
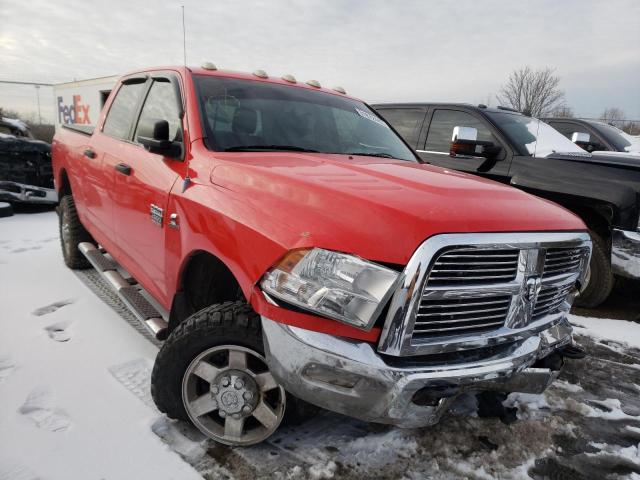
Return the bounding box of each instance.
[543,117,640,156]
[373,103,640,308]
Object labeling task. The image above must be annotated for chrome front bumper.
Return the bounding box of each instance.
[0,181,58,204]
[612,229,640,280]
[262,317,572,428]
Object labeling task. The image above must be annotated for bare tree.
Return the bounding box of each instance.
[550,106,574,118]
[496,66,565,117]
[600,107,625,127]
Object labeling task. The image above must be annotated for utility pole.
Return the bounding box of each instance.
[35,85,42,124]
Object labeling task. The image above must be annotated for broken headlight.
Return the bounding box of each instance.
[261,248,400,330]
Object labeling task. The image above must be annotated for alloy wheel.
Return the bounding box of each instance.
[181,345,286,446]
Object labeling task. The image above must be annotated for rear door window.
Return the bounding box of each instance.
[102,82,146,140]
[424,110,498,153]
[376,108,426,147]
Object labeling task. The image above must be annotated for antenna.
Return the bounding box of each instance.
[181,5,187,67]
[180,4,192,193]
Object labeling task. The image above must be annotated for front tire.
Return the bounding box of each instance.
[574,230,613,308]
[151,301,287,446]
[58,195,93,269]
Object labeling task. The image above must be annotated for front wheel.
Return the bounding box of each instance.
[151,301,287,446]
[573,230,614,308]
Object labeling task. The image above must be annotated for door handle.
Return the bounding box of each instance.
[115,163,131,175]
[83,149,96,159]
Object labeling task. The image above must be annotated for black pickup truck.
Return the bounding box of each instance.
[373,103,640,307]
[0,117,57,205]
[542,117,640,156]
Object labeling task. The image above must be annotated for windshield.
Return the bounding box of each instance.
[487,111,587,158]
[591,121,640,153]
[194,75,416,161]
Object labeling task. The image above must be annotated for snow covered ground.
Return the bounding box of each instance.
[1,210,639,480]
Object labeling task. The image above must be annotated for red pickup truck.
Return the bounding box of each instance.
[52,65,591,446]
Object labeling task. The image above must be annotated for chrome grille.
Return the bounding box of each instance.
[377,232,592,357]
[533,284,574,319]
[427,248,519,285]
[414,295,512,338]
[543,247,587,278]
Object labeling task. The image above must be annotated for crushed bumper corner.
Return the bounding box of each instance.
[261,317,572,428]
[612,228,640,280]
[0,181,58,205]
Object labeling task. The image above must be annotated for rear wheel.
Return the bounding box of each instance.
[58,195,93,269]
[0,202,13,218]
[151,301,287,446]
[574,230,613,308]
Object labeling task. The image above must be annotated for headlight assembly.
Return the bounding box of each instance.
[261,248,400,330]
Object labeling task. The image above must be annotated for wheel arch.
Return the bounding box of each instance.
[57,168,72,198]
[526,188,614,242]
[169,249,244,331]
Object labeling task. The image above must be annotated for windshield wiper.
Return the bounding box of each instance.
[224,145,319,153]
[341,152,396,158]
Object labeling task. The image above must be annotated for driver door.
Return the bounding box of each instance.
[112,75,185,303]
[417,109,511,182]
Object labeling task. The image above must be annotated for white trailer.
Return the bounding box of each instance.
[53,75,119,131]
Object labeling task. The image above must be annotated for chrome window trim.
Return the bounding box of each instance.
[377,232,591,357]
[416,149,448,155]
[415,149,486,161]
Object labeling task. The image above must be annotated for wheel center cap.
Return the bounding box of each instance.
[213,370,259,416]
[221,391,239,409]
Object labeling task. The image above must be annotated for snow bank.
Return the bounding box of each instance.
[570,314,640,349]
[0,212,201,480]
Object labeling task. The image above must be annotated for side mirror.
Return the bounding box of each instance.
[571,132,590,143]
[138,119,179,157]
[450,126,501,159]
[571,132,602,152]
[453,126,478,143]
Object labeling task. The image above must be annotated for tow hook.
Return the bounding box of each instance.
[558,343,587,359]
[477,392,518,425]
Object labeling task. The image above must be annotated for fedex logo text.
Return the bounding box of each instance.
[57,95,91,124]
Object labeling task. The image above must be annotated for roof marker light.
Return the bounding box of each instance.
[282,74,297,83]
[332,86,346,94]
[306,79,321,88]
[253,69,268,78]
[201,62,217,71]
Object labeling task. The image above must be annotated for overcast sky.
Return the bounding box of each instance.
[1,0,638,123]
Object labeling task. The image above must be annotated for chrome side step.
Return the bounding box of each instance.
[78,242,168,340]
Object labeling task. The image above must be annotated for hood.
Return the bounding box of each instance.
[0,135,50,153]
[210,153,585,265]
[550,151,640,169]
[593,150,640,160]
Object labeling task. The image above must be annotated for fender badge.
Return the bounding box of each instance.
[150,204,163,227]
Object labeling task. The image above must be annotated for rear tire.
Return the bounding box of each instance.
[58,195,93,269]
[151,301,291,446]
[573,230,613,308]
[0,202,14,218]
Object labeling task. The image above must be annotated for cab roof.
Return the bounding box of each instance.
[121,65,359,101]
[372,102,525,115]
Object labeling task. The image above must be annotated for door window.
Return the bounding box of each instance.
[135,80,182,142]
[102,82,146,140]
[425,110,497,153]
[548,121,591,140]
[376,108,425,147]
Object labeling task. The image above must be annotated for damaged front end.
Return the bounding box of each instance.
[0,135,57,205]
[260,232,592,427]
